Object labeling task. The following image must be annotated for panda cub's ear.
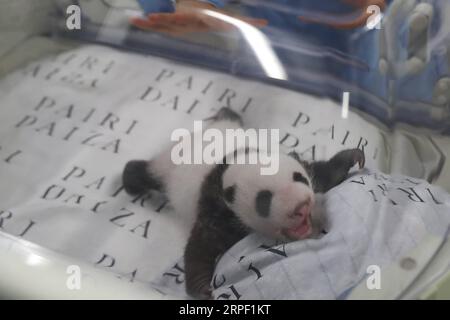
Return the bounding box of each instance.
[223,184,236,204]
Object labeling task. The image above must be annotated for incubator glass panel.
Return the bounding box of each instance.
[0,0,449,300]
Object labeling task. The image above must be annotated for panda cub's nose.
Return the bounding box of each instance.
[292,197,312,219]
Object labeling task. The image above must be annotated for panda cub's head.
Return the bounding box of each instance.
[222,151,316,241]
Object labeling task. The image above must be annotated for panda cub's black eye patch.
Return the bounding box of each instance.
[255,190,273,218]
[293,172,309,186]
[224,185,236,203]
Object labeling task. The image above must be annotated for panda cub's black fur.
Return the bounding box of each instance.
[122,108,365,299]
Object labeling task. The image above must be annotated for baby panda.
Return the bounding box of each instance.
[122,108,365,299]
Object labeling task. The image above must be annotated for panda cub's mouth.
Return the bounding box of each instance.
[283,201,313,240]
[283,217,312,240]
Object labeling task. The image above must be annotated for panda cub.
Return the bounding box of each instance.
[122,108,365,299]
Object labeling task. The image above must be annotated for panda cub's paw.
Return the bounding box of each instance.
[197,285,213,300]
[350,148,365,169]
[331,148,365,170]
[186,274,213,300]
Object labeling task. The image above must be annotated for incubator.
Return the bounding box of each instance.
[0,0,450,300]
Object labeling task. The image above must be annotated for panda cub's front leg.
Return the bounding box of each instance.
[308,148,365,193]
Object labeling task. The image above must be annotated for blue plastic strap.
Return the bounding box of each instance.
[199,0,226,8]
[137,0,176,15]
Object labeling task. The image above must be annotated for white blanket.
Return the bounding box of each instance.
[0,44,449,299]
